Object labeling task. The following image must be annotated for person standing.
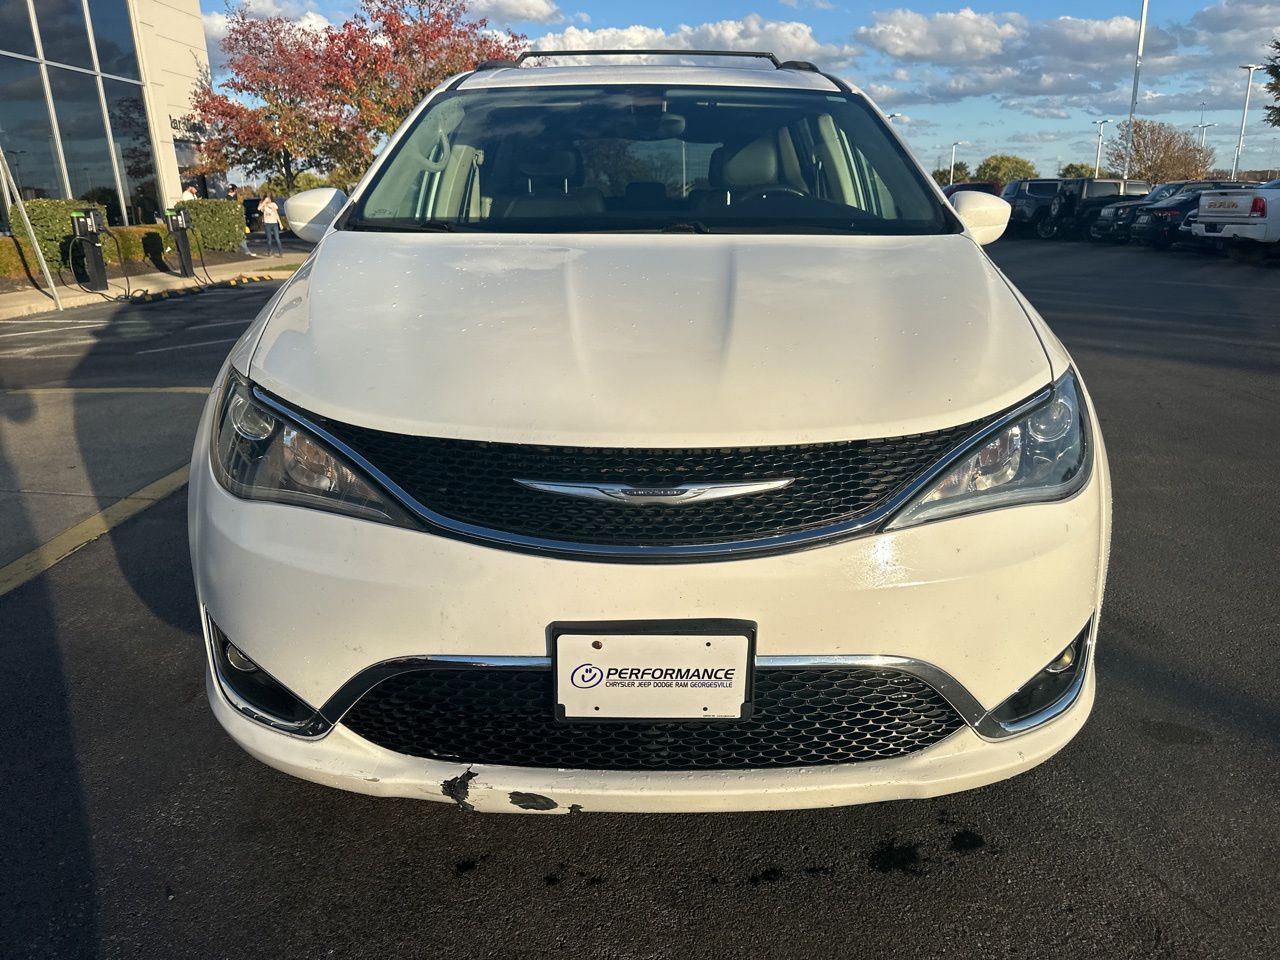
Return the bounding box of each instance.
[171,183,198,209]
[227,184,257,257]
[260,193,283,257]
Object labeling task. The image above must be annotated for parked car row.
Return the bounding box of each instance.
[954,174,1279,262]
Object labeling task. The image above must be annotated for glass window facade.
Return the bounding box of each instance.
[102,77,158,223]
[87,0,140,79]
[0,56,62,201]
[34,0,95,70]
[0,1,161,229]
[0,0,37,57]
[47,66,123,223]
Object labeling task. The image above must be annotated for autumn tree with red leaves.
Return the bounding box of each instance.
[190,1,523,190]
[328,1,523,151]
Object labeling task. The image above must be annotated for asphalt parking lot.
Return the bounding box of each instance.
[1,240,1278,959]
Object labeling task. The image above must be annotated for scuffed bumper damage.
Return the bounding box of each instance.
[206,663,1096,814]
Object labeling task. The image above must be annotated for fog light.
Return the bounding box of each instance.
[1044,646,1076,674]
[208,619,317,727]
[224,642,258,672]
[988,625,1089,728]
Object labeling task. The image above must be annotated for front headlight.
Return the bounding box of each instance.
[211,372,415,527]
[887,371,1090,530]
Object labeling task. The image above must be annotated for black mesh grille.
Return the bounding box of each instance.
[340,668,964,770]
[309,414,981,547]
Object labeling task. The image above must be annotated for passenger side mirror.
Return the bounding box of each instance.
[283,188,348,244]
[950,191,1011,245]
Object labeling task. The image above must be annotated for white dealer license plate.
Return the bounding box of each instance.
[555,633,751,721]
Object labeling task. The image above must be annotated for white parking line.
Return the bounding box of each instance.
[0,321,108,340]
[135,337,239,355]
[186,319,256,331]
[2,337,104,357]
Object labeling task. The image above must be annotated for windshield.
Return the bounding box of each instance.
[347,85,954,235]
[1144,184,1179,202]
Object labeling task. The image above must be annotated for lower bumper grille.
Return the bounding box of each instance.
[340,667,964,771]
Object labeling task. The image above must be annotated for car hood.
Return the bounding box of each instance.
[248,231,1051,446]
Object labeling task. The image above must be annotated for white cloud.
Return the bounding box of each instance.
[849,3,1264,120]
[471,0,564,25]
[1183,0,1280,59]
[203,2,329,72]
[531,15,859,68]
[296,10,331,32]
[856,9,1028,64]
[780,0,834,10]
[203,11,230,50]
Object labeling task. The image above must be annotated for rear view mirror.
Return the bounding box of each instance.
[284,188,348,244]
[950,191,1011,245]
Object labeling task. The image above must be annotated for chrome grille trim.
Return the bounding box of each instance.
[250,385,1052,563]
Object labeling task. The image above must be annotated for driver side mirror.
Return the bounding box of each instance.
[283,188,348,244]
[950,191,1011,245]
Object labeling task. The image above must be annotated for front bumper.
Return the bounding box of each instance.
[190,386,1111,812]
[204,656,1096,813]
[1091,219,1132,240]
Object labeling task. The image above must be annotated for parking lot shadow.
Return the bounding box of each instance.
[0,392,98,958]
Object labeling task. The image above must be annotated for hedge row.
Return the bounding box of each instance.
[3,198,245,277]
[0,234,29,279]
[6,199,108,271]
[176,198,244,252]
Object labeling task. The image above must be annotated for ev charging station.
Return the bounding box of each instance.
[164,208,197,278]
[70,209,109,292]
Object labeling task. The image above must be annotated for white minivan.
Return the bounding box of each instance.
[190,51,1110,813]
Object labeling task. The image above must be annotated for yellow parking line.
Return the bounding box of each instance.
[1,387,209,396]
[0,465,190,598]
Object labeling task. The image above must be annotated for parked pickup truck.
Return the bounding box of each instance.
[1193,179,1280,261]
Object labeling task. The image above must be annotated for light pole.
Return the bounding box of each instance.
[1231,64,1262,180]
[949,141,961,185]
[1194,122,1217,147]
[1091,120,1111,178]
[1122,0,1150,180]
[885,112,903,123]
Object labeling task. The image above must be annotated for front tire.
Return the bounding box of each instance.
[1035,217,1059,240]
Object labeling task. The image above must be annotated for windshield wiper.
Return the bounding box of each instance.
[661,221,712,234]
[344,218,460,233]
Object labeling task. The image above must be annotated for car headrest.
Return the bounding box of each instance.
[721,137,779,189]
[625,182,667,203]
[518,149,577,179]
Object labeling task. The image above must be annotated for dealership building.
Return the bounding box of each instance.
[0,0,208,228]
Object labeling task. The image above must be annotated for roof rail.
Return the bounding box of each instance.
[473,58,521,71]
[777,60,820,72]
[515,49,782,67]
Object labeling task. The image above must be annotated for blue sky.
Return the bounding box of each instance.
[201,0,1280,175]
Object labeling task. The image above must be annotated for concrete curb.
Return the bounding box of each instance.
[0,262,304,321]
[128,274,282,303]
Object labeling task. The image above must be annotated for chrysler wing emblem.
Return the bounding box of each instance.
[514,478,794,506]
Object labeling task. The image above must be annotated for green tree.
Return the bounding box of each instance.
[1058,162,1096,178]
[931,161,970,186]
[974,154,1037,183]
[1262,38,1279,129]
